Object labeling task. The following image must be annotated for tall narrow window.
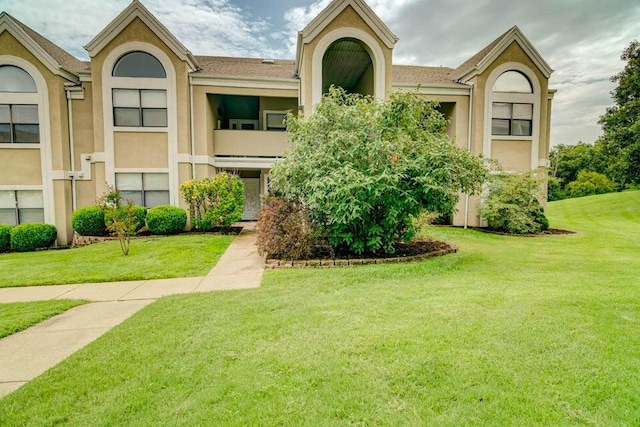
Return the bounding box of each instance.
[0,65,39,144]
[491,70,534,137]
[111,51,167,127]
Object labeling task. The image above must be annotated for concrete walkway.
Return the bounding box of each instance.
[0,223,263,398]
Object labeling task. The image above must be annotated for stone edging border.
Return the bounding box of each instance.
[265,242,457,269]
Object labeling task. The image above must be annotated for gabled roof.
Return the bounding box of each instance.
[0,12,84,79]
[299,0,398,49]
[452,25,553,82]
[84,0,198,70]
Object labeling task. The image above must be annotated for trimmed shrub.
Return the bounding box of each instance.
[10,223,57,252]
[71,205,106,236]
[256,196,316,260]
[567,171,616,198]
[180,173,244,232]
[480,171,549,234]
[146,205,187,235]
[105,205,147,233]
[0,224,11,253]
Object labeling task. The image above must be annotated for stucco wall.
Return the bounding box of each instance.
[114,132,169,168]
[0,149,42,185]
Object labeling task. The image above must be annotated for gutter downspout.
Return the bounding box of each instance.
[189,75,197,180]
[464,82,474,229]
[65,88,77,212]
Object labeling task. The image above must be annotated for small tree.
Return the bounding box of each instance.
[480,171,549,234]
[105,200,140,256]
[180,173,244,232]
[97,184,142,255]
[269,87,488,254]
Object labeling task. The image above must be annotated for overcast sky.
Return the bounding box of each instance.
[3,0,639,145]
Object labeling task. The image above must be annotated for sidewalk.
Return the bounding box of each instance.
[0,223,264,398]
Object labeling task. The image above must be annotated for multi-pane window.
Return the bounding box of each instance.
[115,173,169,208]
[0,104,39,143]
[113,89,167,127]
[0,190,44,226]
[492,102,533,137]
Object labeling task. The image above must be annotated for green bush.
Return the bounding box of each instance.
[256,196,316,259]
[146,205,187,235]
[479,171,549,234]
[0,224,11,253]
[270,87,488,254]
[10,223,57,252]
[567,171,616,198]
[105,205,147,233]
[71,205,106,236]
[180,173,244,231]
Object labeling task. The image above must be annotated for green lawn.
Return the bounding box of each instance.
[0,300,87,339]
[0,234,234,287]
[0,191,638,425]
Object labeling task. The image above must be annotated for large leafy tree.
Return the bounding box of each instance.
[598,40,640,187]
[270,87,488,254]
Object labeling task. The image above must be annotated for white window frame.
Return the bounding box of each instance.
[0,56,54,225]
[102,43,179,207]
[483,62,540,170]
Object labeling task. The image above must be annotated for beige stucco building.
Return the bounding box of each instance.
[0,0,554,244]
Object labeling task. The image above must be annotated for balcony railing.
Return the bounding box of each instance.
[213,130,289,157]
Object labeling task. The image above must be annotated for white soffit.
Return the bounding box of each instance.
[84,0,198,70]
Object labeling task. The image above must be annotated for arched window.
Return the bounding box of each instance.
[0,65,39,144]
[491,70,534,137]
[493,70,532,93]
[112,51,166,78]
[0,65,37,92]
[111,51,167,127]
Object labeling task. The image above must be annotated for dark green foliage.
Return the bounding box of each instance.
[71,206,106,236]
[270,87,488,254]
[10,223,57,252]
[0,225,11,253]
[256,196,316,260]
[597,40,640,187]
[105,205,146,233]
[567,171,616,198]
[480,171,549,234]
[146,205,187,235]
[180,173,245,231]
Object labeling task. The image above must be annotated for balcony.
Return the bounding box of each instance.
[213,130,289,157]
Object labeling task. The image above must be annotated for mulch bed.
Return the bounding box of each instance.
[470,227,577,237]
[265,240,457,269]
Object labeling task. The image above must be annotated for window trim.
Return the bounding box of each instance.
[112,88,167,128]
[483,62,541,170]
[0,103,40,143]
[0,55,54,225]
[491,102,533,137]
[115,171,170,208]
[102,43,179,207]
[0,189,45,226]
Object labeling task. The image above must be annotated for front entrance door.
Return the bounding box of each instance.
[241,177,260,220]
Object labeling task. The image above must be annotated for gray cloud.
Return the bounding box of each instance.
[3,0,638,145]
